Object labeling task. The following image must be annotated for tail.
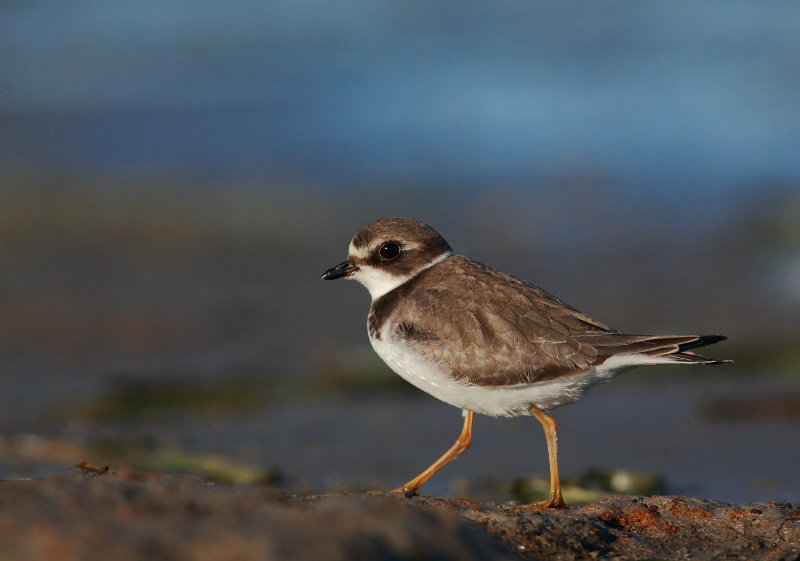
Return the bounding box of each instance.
[668,335,733,364]
[579,333,733,365]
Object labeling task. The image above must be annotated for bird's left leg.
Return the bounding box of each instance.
[392,410,473,497]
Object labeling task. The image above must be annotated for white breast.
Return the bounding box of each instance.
[369,331,631,417]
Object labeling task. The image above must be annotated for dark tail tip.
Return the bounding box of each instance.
[675,335,732,365]
[679,334,727,352]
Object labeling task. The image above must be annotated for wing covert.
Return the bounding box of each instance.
[386,258,611,386]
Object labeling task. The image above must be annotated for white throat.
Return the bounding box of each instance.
[351,250,452,300]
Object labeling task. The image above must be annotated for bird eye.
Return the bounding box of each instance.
[378,242,401,261]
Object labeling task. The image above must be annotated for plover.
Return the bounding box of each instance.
[322,217,730,508]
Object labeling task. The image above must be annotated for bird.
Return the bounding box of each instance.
[321,217,730,509]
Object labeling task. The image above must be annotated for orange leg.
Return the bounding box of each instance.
[527,405,567,509]
[392,410,474,497]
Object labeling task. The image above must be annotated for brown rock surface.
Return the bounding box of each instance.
[0,470,798,561]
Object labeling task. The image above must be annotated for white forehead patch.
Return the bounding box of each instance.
[349,241,370,259]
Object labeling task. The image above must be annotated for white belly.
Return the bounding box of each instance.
[369,335,627,417]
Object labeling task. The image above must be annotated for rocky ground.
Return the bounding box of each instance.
[0,468,797,561]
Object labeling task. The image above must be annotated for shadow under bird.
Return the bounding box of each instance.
[322,217,731,509]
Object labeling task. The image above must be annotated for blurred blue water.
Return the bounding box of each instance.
[2,1,800,191]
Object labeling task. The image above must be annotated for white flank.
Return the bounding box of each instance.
[370,334,686,417]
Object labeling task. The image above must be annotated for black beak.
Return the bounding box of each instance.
[321,260,359,280]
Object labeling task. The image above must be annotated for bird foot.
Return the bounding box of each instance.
[389,486,419,499]
[517,497,568,511]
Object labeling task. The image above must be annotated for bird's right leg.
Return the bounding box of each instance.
[526,405,567,509]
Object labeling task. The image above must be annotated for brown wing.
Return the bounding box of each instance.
[381,257,730,386]
[386,256,614,386]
